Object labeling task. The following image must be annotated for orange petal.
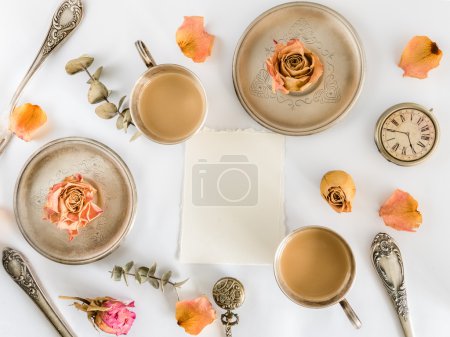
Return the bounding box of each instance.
[176,16,215,63]
[379,189,422,232]
[399,36,443,79]
[176,296,216,335]
[9,103,47,141]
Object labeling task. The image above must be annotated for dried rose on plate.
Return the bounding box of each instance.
[60,296,136,336]
[266,38,323,95]
[176,296,216,335]
[176,16,215,63]
[379,189,422,232]
[320,170,356,213]
[9,103,47,141]
[43,173,103,240]
[399,36,443,79]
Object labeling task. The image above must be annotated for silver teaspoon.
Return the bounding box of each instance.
[2,247,76,337]
[371,233,415,337]
[0,0,84,156]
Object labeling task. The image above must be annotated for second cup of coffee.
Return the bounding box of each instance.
[274,226,361,329]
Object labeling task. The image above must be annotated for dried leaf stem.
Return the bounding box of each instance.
[110,262,189,301]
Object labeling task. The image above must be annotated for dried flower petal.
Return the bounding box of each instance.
[379,189,422,232]
[9,103,47,141]
[399,36,443,79]
[176,16,215,63]
[320,170,356,213]
[176,296,216,335]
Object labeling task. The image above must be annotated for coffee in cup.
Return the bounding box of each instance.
[274,226,361,328]
[130,41,207,144]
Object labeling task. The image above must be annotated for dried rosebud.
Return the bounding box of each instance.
[266,39,323,94]
[60,297,136,336]
[43,173,103,240]
[176,296,216,335]
[95,299,136,335]
[320,170,355,213]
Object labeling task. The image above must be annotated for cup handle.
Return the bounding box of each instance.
[135,40,157,68]
[339,299,361,329]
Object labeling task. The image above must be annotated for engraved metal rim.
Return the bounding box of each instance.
[212,276,246,310]
[232,1,366,136]
[13,137,137,265]
[129,63,208,145]
[374,102,440,167]
[273,225,356,308]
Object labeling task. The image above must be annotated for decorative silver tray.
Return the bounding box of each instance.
[233,2,365,135]
[14,137,137,264]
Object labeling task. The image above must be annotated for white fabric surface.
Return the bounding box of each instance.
[180,130,285,264]
[0,1,450,337]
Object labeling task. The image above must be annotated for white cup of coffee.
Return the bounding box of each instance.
[274,226,361,329]
[130,40,207,144]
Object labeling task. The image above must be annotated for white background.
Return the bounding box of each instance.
[1,0,450,336]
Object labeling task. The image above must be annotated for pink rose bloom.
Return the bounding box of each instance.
[94,299,136,336]
[43,173,103,240]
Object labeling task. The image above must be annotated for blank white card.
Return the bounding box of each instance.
[180,129,286,264]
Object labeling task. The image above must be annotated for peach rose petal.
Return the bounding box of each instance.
[379,189,422,232]
[176,296,216,335]
[176,16,215,63]
[399,36,443,79]
[9,103,47,141]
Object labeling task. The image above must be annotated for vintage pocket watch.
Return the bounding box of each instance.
[374,103,439,166]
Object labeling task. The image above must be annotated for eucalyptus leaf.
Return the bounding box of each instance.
[161,271,172,286]
[88,80,109,104]
[130,131,142,142]
[174,278,189,288]
[118,96,127,111]
[122,109,132,133]
[65,55,94,75]
[135,270,142,284]
[149,278,160,289]
[116,115,124,130]
[95,102,117,119]
[124,261,134,272]
[111,266,123,282]
[136,267,149,284]
[148,263,157,277]
[87,66,103,84]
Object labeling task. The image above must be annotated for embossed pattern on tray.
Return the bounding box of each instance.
[14,137,137,264]
[233,2,365,135]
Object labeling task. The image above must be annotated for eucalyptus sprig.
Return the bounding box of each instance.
[110,261,189,300]
[65,55,141,141]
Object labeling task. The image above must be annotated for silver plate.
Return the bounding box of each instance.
[14,137,137,265]
[233,2,365,135]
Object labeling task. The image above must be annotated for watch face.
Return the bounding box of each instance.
[379,106,437,163]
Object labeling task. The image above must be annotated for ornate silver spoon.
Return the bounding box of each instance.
[0,0,84,156]
[371,233,415,337]
[212,277,245,337]
[2,247,76,337]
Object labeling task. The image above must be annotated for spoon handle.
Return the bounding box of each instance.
[0,0,83,156]
[2,248,76,337]
[371,233,414,337]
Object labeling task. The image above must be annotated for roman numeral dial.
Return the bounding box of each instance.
[377,104,439,166]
